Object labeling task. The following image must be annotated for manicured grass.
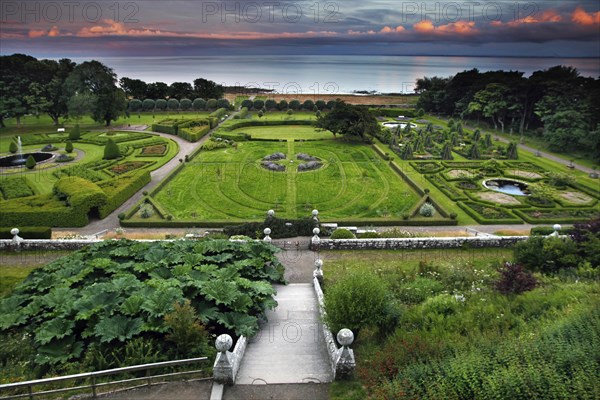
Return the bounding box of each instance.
[249,111,317,121]
[154,137,419,221]
[231,125,330,140]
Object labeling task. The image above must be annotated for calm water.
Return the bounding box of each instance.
[71,55,599,94]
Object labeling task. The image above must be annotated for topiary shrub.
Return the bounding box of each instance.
[330,228,356,239]
[69,124,81,140]
[118,212,126,220]
[25,155,36,170]
[419,203,435,217]
[494,262,537,295]
[103,139,121,160]
[9,140,18,154]
[324,271,390,337]
[65,141,74,153]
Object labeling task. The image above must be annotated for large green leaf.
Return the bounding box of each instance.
[94,315,144,343]
[200,280,240,306]
[36,336,84,365]
[35,318,75,344]
[216,312,259,337]
[141,287,182,317]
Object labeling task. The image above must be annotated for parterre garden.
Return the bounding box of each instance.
[0,128,178,227]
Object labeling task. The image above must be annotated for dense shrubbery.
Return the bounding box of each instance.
[495,262,537,294]
[330,228,356,239]
[0,239,285,379]
[223,215,317,239]
[0,177,35,200]
[324,271,391,337]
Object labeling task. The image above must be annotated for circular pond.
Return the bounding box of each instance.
[0,152,54,167]
[382,122,417,130]
[483,178,529,196]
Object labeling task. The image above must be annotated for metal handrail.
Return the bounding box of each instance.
[0,357,208,400]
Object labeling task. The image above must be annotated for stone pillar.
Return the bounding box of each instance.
[335,329,355,378]
[263,228,272,243]
[11,228,23,243]
[213,334,234,384]
[313,258,323,285]
[549,224,561,237]
[311,228,321,250]
[312,209,320,225]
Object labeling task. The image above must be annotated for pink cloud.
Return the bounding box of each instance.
[48,26,60,37]
[413,20,477,35]
[28,29,46,38]
[571,6,600,25]
[380,26,406,33]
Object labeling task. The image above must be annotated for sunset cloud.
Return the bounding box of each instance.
[571,6,600,25]
[28,29,46,38]
[413,20,477,35]
[380,26,406,34]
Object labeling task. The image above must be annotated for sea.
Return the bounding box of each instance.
[69,55,600,95]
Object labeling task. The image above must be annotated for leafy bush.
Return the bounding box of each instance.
[164,300,212,357]
[103,139,121,160]
[419,202,435,217]
[397,277,444,304]
[65,141,74,153]
[193,98,206,110]
[142,99,155,111]
[495,262,537,294]
[324,271,389,337]
[0,239,284,373]
[330,228,356,239]
[155,99,167,110]
[180,98,192,111]
[167,98,179,111]
[9,140,18,153]
[206,99,218,110]
[139,203,154,218]
[514,236,580,273]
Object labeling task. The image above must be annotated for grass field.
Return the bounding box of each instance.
[231,125,329,140]
[154,135,419,221]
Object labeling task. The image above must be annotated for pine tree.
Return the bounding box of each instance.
[402,143,413,160]
[441,142,453,160]
[468,144,481,159]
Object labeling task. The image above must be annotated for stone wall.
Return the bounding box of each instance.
[312,236,529,251]
[313,276,339,378]
[0,239,101,251]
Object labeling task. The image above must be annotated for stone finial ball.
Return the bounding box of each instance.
[10,228,19,236]
[215,334,233,352]
[313,228,320,235]
[315,259,323,268]
[267,209,275,217]
[553,224,562,231]
[312,209,319,216]
[337,329,354,347]
[264,228,272,235]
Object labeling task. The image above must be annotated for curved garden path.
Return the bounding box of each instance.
[59,116,233,236]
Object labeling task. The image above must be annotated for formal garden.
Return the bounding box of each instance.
[0,126,178,228]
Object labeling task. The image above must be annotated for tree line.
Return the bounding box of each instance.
[415,66,600,160]
[0,54,225,127]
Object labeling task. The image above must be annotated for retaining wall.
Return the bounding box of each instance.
[312,236,529,250]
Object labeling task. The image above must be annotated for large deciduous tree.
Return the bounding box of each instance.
[315,100,380,140]
[66,61,127,126]
[119,77,148,99]
[193,78,224,100]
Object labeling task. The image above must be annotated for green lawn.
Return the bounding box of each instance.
[154,137,419,221]
[231,125,330,140]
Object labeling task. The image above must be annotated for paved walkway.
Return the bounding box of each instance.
[235,283,333,385]
[57,114,234,236]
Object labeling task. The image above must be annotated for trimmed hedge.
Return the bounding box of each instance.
[178,125,211,142]
[98,170,151,218]
[530,226,575,235]
[0,194,89,227]
[321,218,458,227]
[513,208,600,224]
[210,108,228,119]
[222,119,314,132]
[369,108,417,118]
[457,202,523,225]
[0,177,35,200]
[151,124,178,135]
[223,216,317,239]
[54,177,108,211]
[372,144,390,160]
[213,132,251,142]
[235,107,249,119]
[389,161,425,196]
[0,226,51,239]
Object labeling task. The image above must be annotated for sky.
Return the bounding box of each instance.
[1,0,599,58]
